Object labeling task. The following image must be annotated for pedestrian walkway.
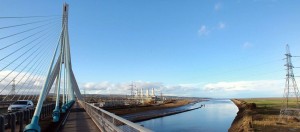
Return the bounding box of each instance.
[61,102,99,132]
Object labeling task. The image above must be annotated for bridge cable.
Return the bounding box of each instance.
[16,54,53,101]
[0,15,60,19]
[0,27,59,93]
[18,31,60,100]
[0,21,59,51]
[4,31,59,100]
[0,25,57,71]
[20,58,52,101]
[0,21,56,41]
[0,17,60,30]
[27,31,62,101]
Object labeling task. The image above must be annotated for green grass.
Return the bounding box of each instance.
[236,98,300,131]
[242,98,299,115]
[244,98,298,108]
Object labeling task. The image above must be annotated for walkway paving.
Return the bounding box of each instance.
[61,102,99,132]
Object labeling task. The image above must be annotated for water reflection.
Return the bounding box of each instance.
[139,99,238,132]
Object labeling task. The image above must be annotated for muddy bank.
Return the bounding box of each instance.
[122,103,203,122]
[229,99,256,132]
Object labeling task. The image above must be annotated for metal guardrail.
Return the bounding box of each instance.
[0,103,55,132]
[78,100,153,132]
[0,101,15,109]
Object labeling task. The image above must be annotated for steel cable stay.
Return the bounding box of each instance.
[0,27,55,63]
[0,15,60,19]
[0,21,60,51]
[20,56,51,99]
[0,27,57,71]
[1,39,52,95]
[18,33,60,100]
[0,21,57,41]
[2,51,48,101]
[28,30,63,101]
[2,34,58,100]
[0,45,50,96]
[0,47,43,95]
[4,56,48,101]
[20,53,53,101]
[11,46,56,101]
[0,28,59,76]
[0,17,61,30]
[22,58,52,101]
[14,32,59,97]
[0,30,58,88]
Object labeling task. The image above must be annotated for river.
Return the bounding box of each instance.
[138,99,238,132]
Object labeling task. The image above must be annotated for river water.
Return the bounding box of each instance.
[138,99,238,132]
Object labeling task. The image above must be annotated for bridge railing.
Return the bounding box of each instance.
[78,100,152,132]
[0,103,55,132]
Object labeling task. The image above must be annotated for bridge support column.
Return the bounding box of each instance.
[24,3,82,131]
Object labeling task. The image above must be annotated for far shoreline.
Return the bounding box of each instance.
[105,99,206,122]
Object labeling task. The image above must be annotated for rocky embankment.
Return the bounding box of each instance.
[229,99,256,132]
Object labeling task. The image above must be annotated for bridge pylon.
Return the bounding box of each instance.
[24,3,83,132]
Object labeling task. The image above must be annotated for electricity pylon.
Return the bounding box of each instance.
[279,44,300,120]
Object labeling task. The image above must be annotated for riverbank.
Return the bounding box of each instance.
[122,103,203,122]
[105,99,204,122]
[105,99,197,115]
[229,98,300,132]
[228,99,256,132]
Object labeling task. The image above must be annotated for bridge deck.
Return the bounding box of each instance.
[61,102,99,132]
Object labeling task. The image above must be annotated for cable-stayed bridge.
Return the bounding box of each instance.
[0,3,151,132]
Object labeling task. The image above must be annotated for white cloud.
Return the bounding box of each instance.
[243,42,253,49]
[198,25,209,36]
[80,81,202,97]
[204,80,285,97]
[219,22,226,29]
[214,2,222,11]
[0,70,46,95]
[198,22,226,36]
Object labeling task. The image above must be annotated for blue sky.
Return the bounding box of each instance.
[1,0,300,98]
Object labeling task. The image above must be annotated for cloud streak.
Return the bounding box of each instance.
[203,80,285,97]
[214,2,222,11]
[198,25,210,36]
[80,81,202,97]
[198,22,226,36]
[79,79,289,98]
[243,42,253,49]
[219,22,226,29]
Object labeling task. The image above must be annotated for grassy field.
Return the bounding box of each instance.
[244,98,298,107]
[240,98,300,131]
